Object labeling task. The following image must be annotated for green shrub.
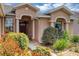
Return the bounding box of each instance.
[32,46,52,56]
[42,26,58,45]
[71,35,79,43]
[53,39,69,51]
[3,32,29,50]
[58,31,69,40]
[62,31,69,40]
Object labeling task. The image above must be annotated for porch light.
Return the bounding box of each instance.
[70,19,74,23]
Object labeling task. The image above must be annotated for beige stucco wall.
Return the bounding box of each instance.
[36,18,50,43]
[15,6,37,19]
[70,14,79,35]
[71,19,79,35]
[50,10,71,34]
[50,10,70,23]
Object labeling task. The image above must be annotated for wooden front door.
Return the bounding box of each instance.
[19,21,28,34]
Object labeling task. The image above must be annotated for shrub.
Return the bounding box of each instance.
[21,50,32,56]
[0,33,31,56]
[3,32,29,50]
[58,31,69,40]
[71,35,79,43]
[53,39,69,51]
[42,26,58,45]
[32,46,52,56]
[0,38,31,56]
[62,31,69,40]
[0,37,5,55]
[3,39,22,56]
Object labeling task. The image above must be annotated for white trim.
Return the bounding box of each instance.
[32,20,35,39]
[37,15,51,18]
[16,19,19,32]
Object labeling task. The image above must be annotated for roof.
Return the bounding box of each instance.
[1,4,79,18]
[14,3,39,11]
[70,11,79,20]
[47,5,73,15]
[2,4,14,15]
[0,4,5,16]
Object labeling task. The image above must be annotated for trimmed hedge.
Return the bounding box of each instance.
[42,26,58,45]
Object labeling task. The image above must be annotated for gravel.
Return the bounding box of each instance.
[57,50,79,56]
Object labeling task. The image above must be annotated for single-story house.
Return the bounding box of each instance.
[0,3,79,43]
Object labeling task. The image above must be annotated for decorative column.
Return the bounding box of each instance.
[32,20,35,40]
[66,21,71,37]
[62,23,64,31]
[49,19,55,27]
[50,22,55,28]
[16,19,19,32]
[66,22,69,33]
[2,17,4,34]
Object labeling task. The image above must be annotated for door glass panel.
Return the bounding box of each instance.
[55,21,62,31]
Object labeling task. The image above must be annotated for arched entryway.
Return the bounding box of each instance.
[19,15,32,39]
[55,18,66,31]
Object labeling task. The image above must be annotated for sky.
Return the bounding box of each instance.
[5,3,79,13]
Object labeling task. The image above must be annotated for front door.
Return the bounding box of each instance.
[19,21,28,34]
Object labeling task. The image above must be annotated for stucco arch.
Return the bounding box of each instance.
[55,17,66,31]
[21,15,32,21]
[16,13,33,20]
[55,16,68,23]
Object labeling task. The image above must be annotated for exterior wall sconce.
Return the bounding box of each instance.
[70,19,74,23]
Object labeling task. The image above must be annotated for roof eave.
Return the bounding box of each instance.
[37,16,51,18]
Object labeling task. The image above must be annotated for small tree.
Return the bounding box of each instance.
[42,26,58,45]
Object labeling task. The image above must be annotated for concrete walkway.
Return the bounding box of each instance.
[29,41,39,50]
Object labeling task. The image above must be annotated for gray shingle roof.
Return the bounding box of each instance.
[2,4,14,15]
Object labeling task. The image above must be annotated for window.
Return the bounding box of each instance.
[5,17,13,32]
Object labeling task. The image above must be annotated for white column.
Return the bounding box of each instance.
[66,22,69,32]
[2,17,4,34]
[16,19,19,32]
[50,22,55,27]
[32,20,35,39]
[62,23,64,31]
